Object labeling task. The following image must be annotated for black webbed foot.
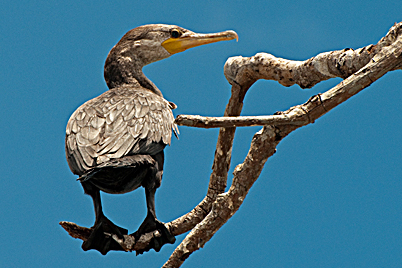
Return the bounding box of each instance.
[133,217,176,255]
[82,215,128,255]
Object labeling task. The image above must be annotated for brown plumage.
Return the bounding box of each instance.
[65,24,237,255]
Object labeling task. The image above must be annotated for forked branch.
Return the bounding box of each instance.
[163,22,402,268]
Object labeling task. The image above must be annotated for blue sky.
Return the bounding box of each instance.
[1,1,401,267]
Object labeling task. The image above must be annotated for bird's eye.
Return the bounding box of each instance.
[171,29,181,38]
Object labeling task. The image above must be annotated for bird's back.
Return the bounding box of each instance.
[65,85,176,176]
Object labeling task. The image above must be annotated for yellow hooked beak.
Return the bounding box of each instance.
[162,29,238,54]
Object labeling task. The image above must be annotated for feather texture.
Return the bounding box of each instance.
[65,85,176,175]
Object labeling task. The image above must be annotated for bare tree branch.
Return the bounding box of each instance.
[175,113,309,128]
[162,22,402,268]
[224,22,401,89]
[60,22,402,263]
[165,73,251,236]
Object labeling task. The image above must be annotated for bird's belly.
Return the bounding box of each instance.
[83,165,149,194]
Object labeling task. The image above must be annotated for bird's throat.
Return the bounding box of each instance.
[104,54,163,96]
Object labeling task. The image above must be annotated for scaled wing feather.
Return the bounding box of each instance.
[65,87,175,175]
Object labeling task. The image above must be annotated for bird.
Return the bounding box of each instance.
[65,24,238,255]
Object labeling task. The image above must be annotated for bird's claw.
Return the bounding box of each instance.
[133,220,175,255]
[82,216,128,255]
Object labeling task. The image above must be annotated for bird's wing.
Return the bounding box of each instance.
[65,87,175,175]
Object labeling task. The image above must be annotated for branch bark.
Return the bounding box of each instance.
[162,22,402,267]
[175,113,309,128]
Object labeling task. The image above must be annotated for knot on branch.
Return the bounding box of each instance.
[224,56,259,86]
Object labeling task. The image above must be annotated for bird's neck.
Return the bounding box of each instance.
[104,53,163,97]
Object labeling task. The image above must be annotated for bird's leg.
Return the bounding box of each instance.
[133,187,176,254]
[81,182,128,255]
[133,152,176,254]
[135,187,158,235]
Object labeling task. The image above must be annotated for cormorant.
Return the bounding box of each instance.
[65,24,237,255]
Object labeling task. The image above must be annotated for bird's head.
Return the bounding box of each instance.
[104,24,238,89]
